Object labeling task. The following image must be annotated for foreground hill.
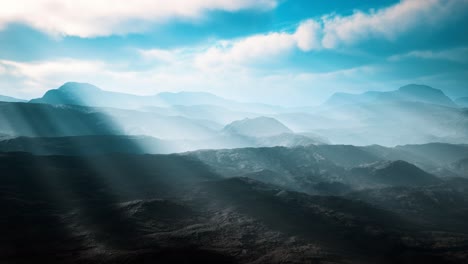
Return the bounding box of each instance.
[0,134,465,177]
[1,152,467,264]
[349,160,442,187]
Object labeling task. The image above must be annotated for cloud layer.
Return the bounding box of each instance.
[0,0,277,37]
[1,0,467,104]
[194,0,468,68]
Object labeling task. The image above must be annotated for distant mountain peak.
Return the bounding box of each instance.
[224,116,293,137]
[353,160,441,186]
[0,95,26,103]
[398,84,442,93]
[56,82,102,92]
[29,82,107,106]
[325,84,456,107]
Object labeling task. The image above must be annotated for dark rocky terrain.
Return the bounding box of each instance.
[1,149,468,264]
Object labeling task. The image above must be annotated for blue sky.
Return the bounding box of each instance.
[0,0,467,106]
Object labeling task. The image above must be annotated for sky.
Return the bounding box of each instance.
[0,0,467,106]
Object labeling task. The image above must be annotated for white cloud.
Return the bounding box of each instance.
[1,0,467,102]
[0,56,379,105]
[192,0,468,69]
[194,32,297,69]
[193,19,326,69]
[0,0,277,37]
[139,48,179,63]
[320,0,467,48]
[293,19,322,51]
[0,58,109,97]
[388,47,468,62]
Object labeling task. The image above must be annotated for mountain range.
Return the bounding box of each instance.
[325,84,457,107]
[456,97,468,107]
[0,95,26,103]
[1,81,468,263]
[1,82,467,147]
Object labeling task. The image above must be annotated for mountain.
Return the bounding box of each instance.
[29,82,159,109]
[326,91,381,105]
[29,82,285,114]
[223,117,293,137]
[349,160,442,187]
[186,146,348,193]
[455,97,468,107]
[0,102,121,137]
[143,104,260,125]
[275,85,468,146]
[395,143,468,165]
[0,101,220,140]
[348,178,468,231]
[311,100,468,146]
[382,84,456,107]
[449,158,468,176]
[0,95,26,103]
[0,135,185,155]
[325,84,456,107]
[2,152,467,263]
[157,91,232,106]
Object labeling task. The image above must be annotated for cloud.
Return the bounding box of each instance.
[0,0,277,37]
[139,49,179,63]
[193,0,468,68]
[1,1,467,103]
[293,19,322,51]
[320,0,468,48]
[0,58,109,96]
[193,19,326,69]
[0,56,379,105]
[194,32,297,69]
[388,47,468,63]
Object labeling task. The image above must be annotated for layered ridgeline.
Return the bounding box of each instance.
[1,147,468,263]
[456,97,468,107]
[0,95,26,103]
[0,82,467,147]
[325,84,456,107]
[2,82,468,264]
[29,82,283,114]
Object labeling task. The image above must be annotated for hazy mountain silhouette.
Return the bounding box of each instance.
[0,135,184,155]
[0,95,26,103]
[29,82,284,115]
[326,91,381,105]
[22,82,468,146]
[326,84,456,107]
[349,160,442,187]
[223,117,293,137]
[29,82,158,109]
[0,101,122,137]
[450,158,468,176]
[456,97,468,107]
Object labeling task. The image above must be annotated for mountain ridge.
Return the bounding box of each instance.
[0,95,26,103]
[326,84,456,107]
[223,117,293,137]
